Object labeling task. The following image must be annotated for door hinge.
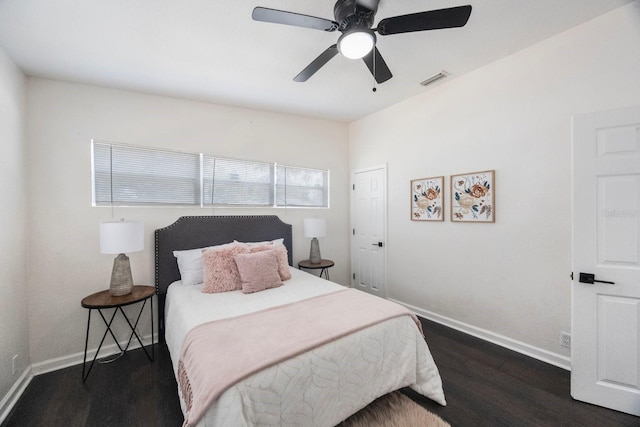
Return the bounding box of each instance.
[352,184,355,190]
[570,272,573,280]
[353,273,355,280]
[352,228,355,235]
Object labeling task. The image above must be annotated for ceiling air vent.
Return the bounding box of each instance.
[420,71,449,87]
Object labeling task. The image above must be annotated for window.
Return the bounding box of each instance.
[92,140,329,208]
[92,142,200,206]
[203,156,274,206]
[275,165,329,207]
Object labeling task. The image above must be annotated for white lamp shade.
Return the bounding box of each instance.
[304,218,326,239]
[100,220,144,254]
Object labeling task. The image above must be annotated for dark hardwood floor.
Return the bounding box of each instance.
[3,318,638,426]
[408,319,639,426]
[2,343,184,427]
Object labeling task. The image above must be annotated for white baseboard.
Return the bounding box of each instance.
[32,333,157,375]
[389,298,572,371]
[0,366,33,425]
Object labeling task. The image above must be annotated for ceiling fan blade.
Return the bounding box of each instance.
[294,45,339,82]
[362,47,392,84]
[377,5,472,36]
[252,7,338,32]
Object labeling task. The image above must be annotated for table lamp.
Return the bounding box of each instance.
[100,220,144,296]
[304,218,326,264]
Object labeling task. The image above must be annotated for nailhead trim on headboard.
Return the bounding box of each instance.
[154,215,293,341]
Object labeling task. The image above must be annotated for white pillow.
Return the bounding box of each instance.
[234,238,284,246]
[173,242,236,286]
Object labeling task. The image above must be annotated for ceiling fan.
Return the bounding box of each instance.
[252,0,472,84]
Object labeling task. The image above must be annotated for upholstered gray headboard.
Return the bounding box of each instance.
[154,215,293,341]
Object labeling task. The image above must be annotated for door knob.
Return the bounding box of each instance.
[579,272,615,285]
[371,242,383,247]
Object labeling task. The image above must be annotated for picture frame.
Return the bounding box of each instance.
[451,170,495,222]
[411,176,444,221]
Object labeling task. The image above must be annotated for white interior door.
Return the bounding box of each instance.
[571,105,640,415]
[351,166,386,297]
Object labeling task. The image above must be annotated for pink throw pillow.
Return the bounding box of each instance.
[234,250,282,294]
[201,244,248,293]
[243,243,292,281]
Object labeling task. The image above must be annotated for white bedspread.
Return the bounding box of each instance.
[165,268,445,426]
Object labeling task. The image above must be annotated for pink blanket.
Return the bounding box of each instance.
[178,288,422,427]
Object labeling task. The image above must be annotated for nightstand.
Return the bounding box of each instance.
[298,259,335,280]
[81,285,155,382]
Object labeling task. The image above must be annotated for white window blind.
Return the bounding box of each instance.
[203,156,274,206]
[275,165,329,207]
[92,142,200,206]
[92,140,329,208]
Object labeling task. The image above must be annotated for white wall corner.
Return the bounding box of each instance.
[2,334,153,424]
[0,366,33,425]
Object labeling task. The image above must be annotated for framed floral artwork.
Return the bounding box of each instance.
[411,176,444,221]
[451,170,495,222]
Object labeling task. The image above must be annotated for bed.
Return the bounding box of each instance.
[155,215,445,427]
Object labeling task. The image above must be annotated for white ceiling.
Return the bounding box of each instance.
[0,0,633,122]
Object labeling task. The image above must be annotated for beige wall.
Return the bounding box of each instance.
[349,3,640,365]
[25,79,349,367]
[0,48,29,404]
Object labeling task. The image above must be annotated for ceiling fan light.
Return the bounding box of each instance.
[338,30,375,59]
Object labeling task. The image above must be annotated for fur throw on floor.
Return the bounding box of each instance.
[338,391,450,427]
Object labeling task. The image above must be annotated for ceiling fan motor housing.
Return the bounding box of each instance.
[334,0,376,32]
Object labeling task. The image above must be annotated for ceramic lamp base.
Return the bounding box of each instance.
[110,253,133,296]
[309,238,322,264]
